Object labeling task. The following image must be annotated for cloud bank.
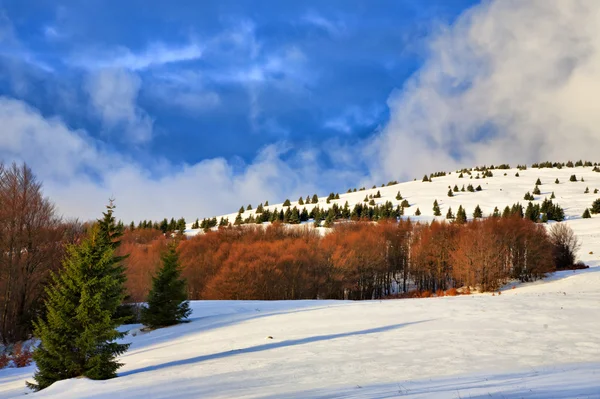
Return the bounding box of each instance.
[371,0,600,182]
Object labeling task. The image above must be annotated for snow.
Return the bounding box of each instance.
[2,165,600,398]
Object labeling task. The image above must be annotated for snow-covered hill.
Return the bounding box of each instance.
[2,265,599,398]
[2,164,600,398]
[188,165,600,238]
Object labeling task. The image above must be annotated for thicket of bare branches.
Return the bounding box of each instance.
[0,163,82,344]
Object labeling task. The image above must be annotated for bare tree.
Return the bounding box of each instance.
[0,162,66,344]
[548,223,580,269]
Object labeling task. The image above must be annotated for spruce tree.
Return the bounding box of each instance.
[536,178,542,185]
[492,206,500,218]
[414,208,421,216]
[298,197,304,205]
[28,225,130,391]
[395,191,402,200]
[446,207,454,219]
[141,245,191,329]
[473,205,483,218]
[455,206,467,224]
[582,208,592,219]
[283,199,291,207]
[433,200,441,216]
[555,178,560,184]
[447,189,454,197]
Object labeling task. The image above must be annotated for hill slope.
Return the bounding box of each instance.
[189,164,600,237]
[1,264,599,398]
[2,164,600,398]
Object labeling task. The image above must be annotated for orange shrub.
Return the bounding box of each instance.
[12,343,32,368]
[436,289,444,297]
[0,352,9,369]
[420,290,432,298]
[445,287,458,296]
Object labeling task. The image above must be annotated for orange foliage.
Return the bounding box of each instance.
[11,342,32,368]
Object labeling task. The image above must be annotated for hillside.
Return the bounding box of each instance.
[0,163,599,398]
[188,164,600,238]
[1,265,599,398]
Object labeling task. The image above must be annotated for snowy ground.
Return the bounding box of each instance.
[2,165,600,398]
[1,263,599,398]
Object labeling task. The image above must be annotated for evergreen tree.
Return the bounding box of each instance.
[129,221,135,231]
[555,178,560,184]
[239,206,245,214]
[515,172,520,177]
[306,196,311,204]
[533,185,541,195]
[422,175,429,182]
[455,206,467,224]
[473,205,483,218]
[585,187,589,194]
[550,191,556,199]
[395,191,402,200]
[446,207,454,219]
[401,199,410,208]
[312,194,318,203]
[283,199,291,207]
[461,185,465,192]
[298,197,304,205]
[475,185,482,191]
[582,208,592,219]
[414,208,421,216]
[590,198,600,214]
[492,206,500,218]
[369,199,376,206]
[453,184,459,192]
[264,201,269,206]
[246,204,252,211]
[447,189,454,197]
[335,193,340,200]
[535,178,542,185]
[28,224,130,391]
[141,245,191,329]
[433,200,441,216]
[595,189,599,194]
[502,206,511,218]
[570,174,577,182]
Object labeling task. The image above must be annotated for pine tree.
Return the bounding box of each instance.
[535,178,542,185]
[492,206,500,218]
[475,185,482,191]
[298,197,304,205]
[447,189,454,197]
[570,174,577,182]
[28,225,130,391]
[582,208,592,219]
[312,194,318,203]
[585,187,589,194]
[555,178,560,184]
[141,245,191,329]
[473,205,483,218]
[239,206,245,214]
[283,199,291,207]
[395,191,402,200]
[446,207,454,219]
[533,185,541,195]
[306,196,311,204]
[595,189,599,194]
[264,201,269,206]
[422,175,429,182]
[433,200,441,216]
[453,184,459,192]
[455,206,467,224]
[591,198,600,214]
[414,208,421,216]
[550,191,556,199]
[515,172,520,177]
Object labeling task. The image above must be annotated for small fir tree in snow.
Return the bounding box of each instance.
[585,187,589,194]
[590,198,600,214]
[582,208,592,219]
[455,206,467,224]
[569,174,577,182]
[433,200,441,216]
[535,178,542,185]
[515,172,520,177]
[555,178,560,184]
[415,208,421,216]
[312,194,318,203]
[239,206,245,214]
[283,199,291,207]
[141,245,191,329]
[473,205,483,218]
[298,197,304,205]
[475,185,482,191]
[395,191,402,200]
[550,191,556,199]
[492,206,500,218]
[533,185,541,195]
[422,175,429,182]
[401,199,410,208]
[447,189,454,197]
[446,207,454,219]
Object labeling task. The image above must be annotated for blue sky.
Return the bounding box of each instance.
[1,0,596,221]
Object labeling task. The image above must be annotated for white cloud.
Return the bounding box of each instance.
[301,11,346,37]
[72,41,203,71]
[0,97,361,222]
[85,69,153,143]
[369,0,600,182]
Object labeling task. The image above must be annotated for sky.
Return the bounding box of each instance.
[2,0,600,222]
